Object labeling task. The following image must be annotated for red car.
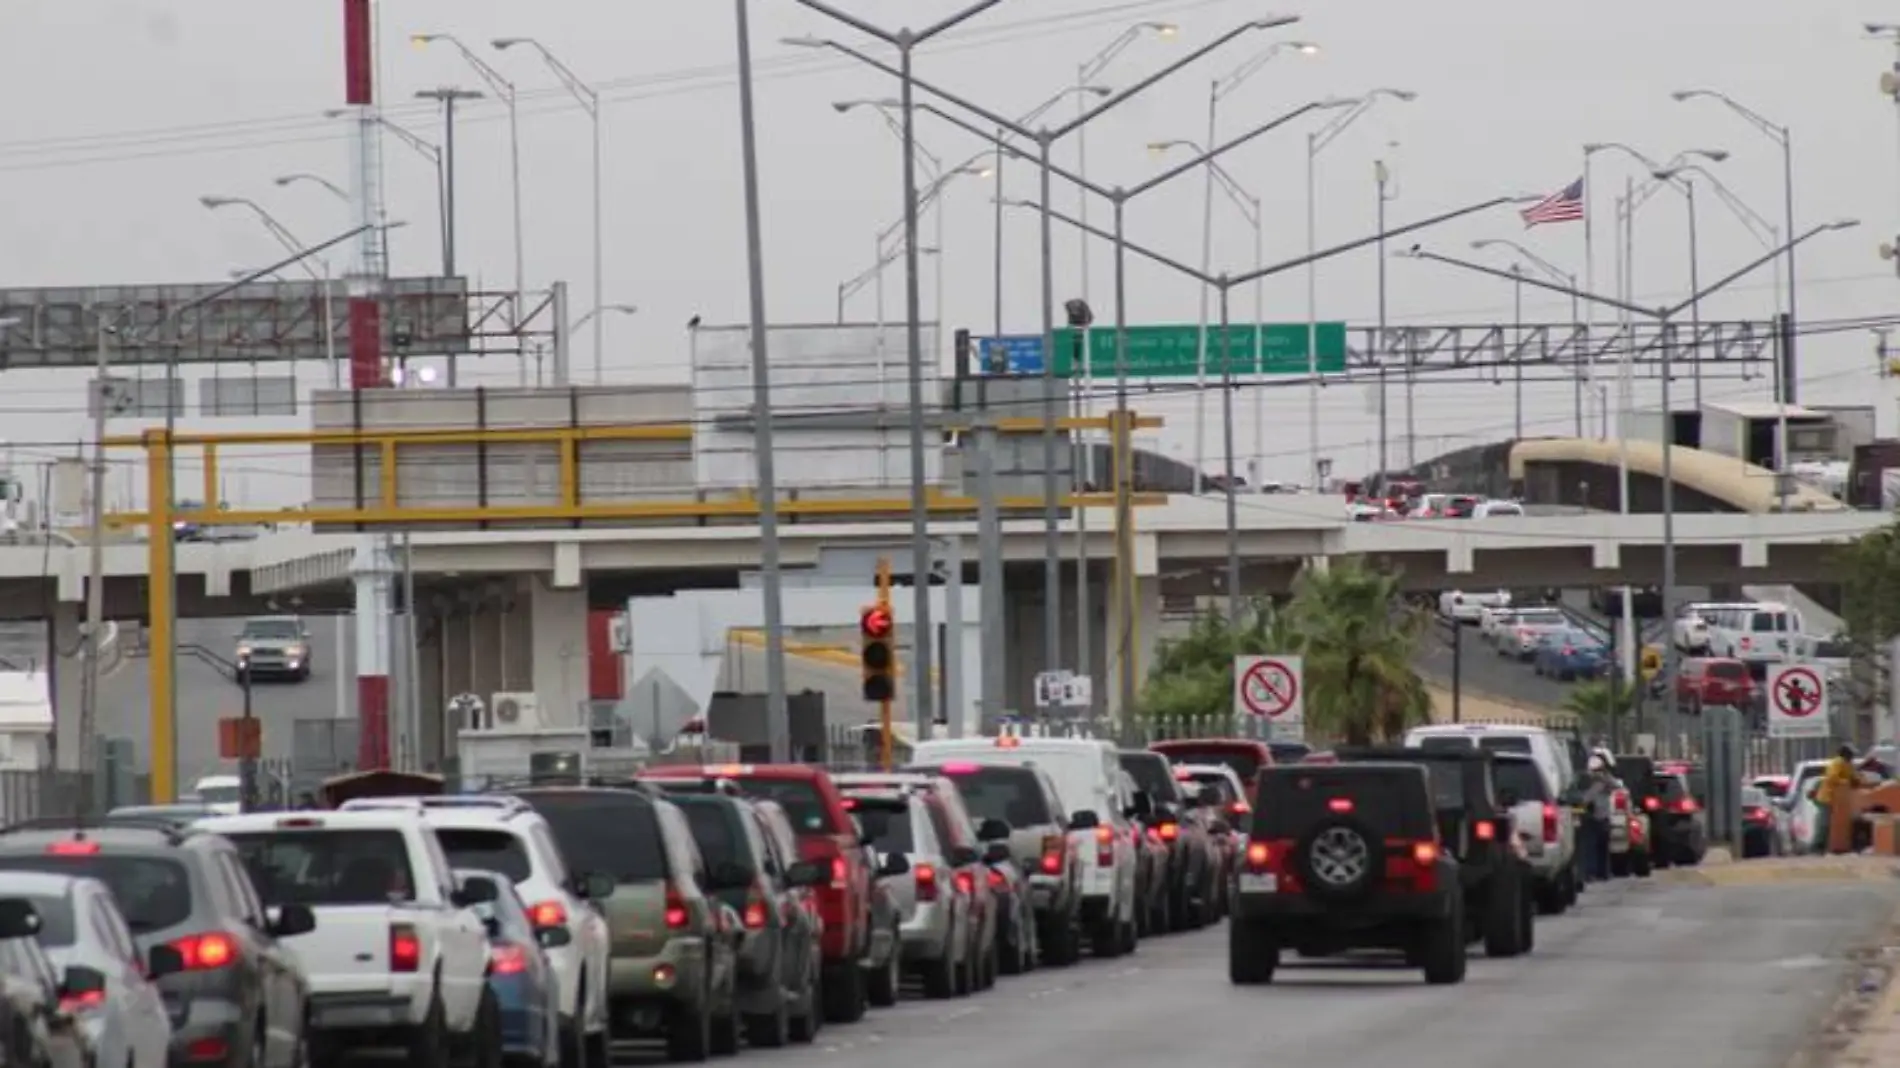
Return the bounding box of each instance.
[1675,657,1755,713]
[641,764,879,1023]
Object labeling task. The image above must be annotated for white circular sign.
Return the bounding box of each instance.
[1772,667,1823,719]
[1240,659,1300,719]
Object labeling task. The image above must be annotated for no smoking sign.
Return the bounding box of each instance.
[1235,655,1305,740]
[1767,664,1829,739]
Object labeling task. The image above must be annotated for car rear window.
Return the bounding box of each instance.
[1477,736,1533,756]
[1117,753,1183,803]
[1708,661,1747,679]
[727,777,837,835]
[1252,768,1435,839]
[433,828,533,883]
[225,829,416,907]
[673,799,747,869]
[1151,743,1269,785]
[1185,773,1237,804]
[1267,742,1312,764]
[846,798,914,854]
[0,854,192,933]
[518,793,668,883]
[1493,760,1548,802]
[915,765,1051,828]
[1750,612,1784,632]
[10,894,73,947]
[1415,736,1473,754]
[1754,779,1790,799]
[1653,776,1691,803]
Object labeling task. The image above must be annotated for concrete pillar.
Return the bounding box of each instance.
[527,581,589,728]
[49,602,82,771]
[470,606,505,701]
[1106,575,1162,725]
[416,613,445,770]
[440,611,475,699]
[351,535,393,769]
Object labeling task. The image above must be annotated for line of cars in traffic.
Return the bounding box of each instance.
[0,732,1298,1068]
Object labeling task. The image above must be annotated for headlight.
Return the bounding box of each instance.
[236,645,252,657]
[285,644,306,657]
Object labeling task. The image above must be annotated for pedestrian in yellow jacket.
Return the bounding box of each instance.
[1812,746,1860,854]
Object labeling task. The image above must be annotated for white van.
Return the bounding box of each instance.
[1707,601,1803,668]
[1402,724,1577,797]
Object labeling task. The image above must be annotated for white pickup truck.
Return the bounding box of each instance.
[202,809,495,1061]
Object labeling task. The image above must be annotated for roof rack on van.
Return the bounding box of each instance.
[339,795,534,815]
[0,816,198,845]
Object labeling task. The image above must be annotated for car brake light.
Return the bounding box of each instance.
[488,943,530,976]
[1093,823,1114,864]
[1643,796,1660,812]
[1229,801,1251,816]
[1039,835,1063,875]
[1542,803,1559,842]
[742,890,770,930]
[986,868,1006,890]
[915,862,939,902]
[47,840,98,856]
[1612,789,1629,813]
[664,887,690,929]
[1158,821,1178,842]
[940,762,980,774]
[829,855,849,887]
[528,900,567,928]
[841,798,857,810]
[1412,842,1439,865]
[1475,820,1496,842]
[1245,841,1270,870]
[171,932,237,971]
[954,870,975,896]
[1744,806,1769,823]
[58,988,105,1014]
[1674,798,1699,814]
[389,925,420,973]
[1327,797,1354,813]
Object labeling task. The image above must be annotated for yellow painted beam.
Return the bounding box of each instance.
[105,491,1168,528]
[728,628,937,683]
[146,432,176,804]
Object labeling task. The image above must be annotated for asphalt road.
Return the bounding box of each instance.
[737,876,1893,1068]
[1414,619,1574,712]
[99,616,350,786]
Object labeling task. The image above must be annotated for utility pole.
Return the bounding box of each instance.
[79,309,113,781]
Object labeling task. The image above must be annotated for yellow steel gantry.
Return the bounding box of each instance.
[108,413,1165,801]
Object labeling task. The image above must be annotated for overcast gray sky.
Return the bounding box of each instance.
[3,0,1897,502]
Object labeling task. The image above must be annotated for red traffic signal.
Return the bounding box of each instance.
[861,606,894,640]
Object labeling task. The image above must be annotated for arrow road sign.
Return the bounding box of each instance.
[1767,664,1828,739]
[1235,656,1305,741]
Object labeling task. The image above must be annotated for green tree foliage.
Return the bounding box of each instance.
[1838,516,1900,652]
[1560,677,1635,736]
[1139,558,1433,745]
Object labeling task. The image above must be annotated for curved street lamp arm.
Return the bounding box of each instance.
[1129,100,1334,199]
[913,101,1109,197]
[1406,247,1654,319]
[1053,16,1298,141]
[1001,198,1214,285]
[1664,222,1852,319]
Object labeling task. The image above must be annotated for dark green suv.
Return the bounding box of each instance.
[656,786,829,1047]
[1230,763,1467,986]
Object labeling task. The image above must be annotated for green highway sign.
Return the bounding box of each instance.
[1049,322,1347,378]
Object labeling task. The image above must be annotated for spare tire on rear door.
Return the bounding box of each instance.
[1294,816,1380,904]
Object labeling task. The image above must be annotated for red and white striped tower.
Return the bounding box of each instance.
[343,0,393,769]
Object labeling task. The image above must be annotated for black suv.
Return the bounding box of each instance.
[0,818,316,1068]
[1118,750,1218,930]
[1229,763,1467,986]
[1334,747,1534,959]
[1648,769,1709,866]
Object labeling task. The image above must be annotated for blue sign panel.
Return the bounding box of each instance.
[974,334,1046,375]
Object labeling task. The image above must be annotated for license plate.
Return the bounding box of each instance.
[1238,873,1277,893]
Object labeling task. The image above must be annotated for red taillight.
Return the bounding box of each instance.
[1475,820,1496,842]
[986,868,1006,890]
[1744,806,1769,824]
[915,862,939,902]
[1674,798,1699,814]
[954,870,975,896]
[528,900,567,928]
[1245,841,1270,869]
[488,943,530,976]
[47,839,99,856]
[1229,801,1251,817]
[1039,835,1063,876]
[1561,647,1575,657]
[743,879,770,929]
[1382,840,1440,893]
[389,925,421,973]
[1157,821,1179,842]
[184,1038,229,1062]
[664,887,690,929]
[1542,803,1559,842]
[1093,823,1115,864]
[1643,796,1661,812]
[1327,797,1354,814]
[58,989,105,1014]
[1412,842,1440,865]
[172,932,238,971]
[1612,789,1629,813]
[829,855,849,888]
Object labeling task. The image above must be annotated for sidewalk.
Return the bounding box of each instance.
[1659,852,1900,889]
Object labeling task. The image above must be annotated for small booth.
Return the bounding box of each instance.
[317,769,447,809]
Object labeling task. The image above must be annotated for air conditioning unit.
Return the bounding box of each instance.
[448,693,491,731]
[490,692,545,731]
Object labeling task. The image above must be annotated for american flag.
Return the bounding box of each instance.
[1520,178,1585,227]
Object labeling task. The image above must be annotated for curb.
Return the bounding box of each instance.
[1663,855,1900,889]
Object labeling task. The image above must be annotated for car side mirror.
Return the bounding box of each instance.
[576,872,616,901]
[976,818,1011,842]
[453,879,498,908]
[877,852,910,878]
[536,924,573,949]
[946,845,980,868]
[785,860,827,888]
[982,841,1011,865]
[268,902,316,938]
[145,944,185,980]
[58,965,107,1001]
[1067,809,1100,831]
[0,899,39,940]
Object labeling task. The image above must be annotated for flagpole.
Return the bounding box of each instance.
[1581,155,1596,438]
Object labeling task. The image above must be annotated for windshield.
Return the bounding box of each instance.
[1186,773,1237,805]
[1117,754,1183,803]
[1516,610,1564,625]
[1749,612,1786,632]
[1478,736,1533,756]
[1708,660,1748,679]
[920,766,1052,829]
[195,785,241,804]
[227,830,416,906]
[727,777,837,835]
[11,894,73,947]
[1494,760,1548,802]
[0,855,191,934]
[433,828,533,883]
[242,620,301,640]
[519,792,667,883]
[1151,742,1270,785]
[674,800,746,869]
[847,799,914,854]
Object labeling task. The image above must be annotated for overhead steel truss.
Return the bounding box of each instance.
[1349,318,1773,379]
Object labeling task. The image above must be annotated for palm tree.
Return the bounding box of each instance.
[1140,602,1290,727]
[1561,677,1635,736]
[1284,560,1433,745]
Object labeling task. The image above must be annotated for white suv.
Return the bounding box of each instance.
[340,795,615,1065]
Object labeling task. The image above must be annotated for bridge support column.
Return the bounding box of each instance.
[526,580,589,729]
[415,611,445,770]
[351,536,393,770]
[1105,574,1161,727]
[48,602,83,772]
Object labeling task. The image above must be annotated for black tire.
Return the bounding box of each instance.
[922,946,957,999]
[1118,917,1138,956]
[1292,817,1381,904]
[820,961,867,1023]
[411,992,451,1068]
[1228,918,1278,985]
[472,994,503,1068]
[1520,889,1536,954]
[998,914,1027,976]
[1168,873,1198,931]
[1608,851,1630,878]
[1534,877,1566,916]
[789,956,821,1044]
[582,1010,610,1068]
[1039,910,1080,967]
[709,1003,740,1058]
[1483,869,1528,958]
[742,997,789,1050]
[1090,913,1123,958]
[1420,904,1467,985]
[664,999,712,1063]
[865,931,900,1007]
[1633,848,1653,877]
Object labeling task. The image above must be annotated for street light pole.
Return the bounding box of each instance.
[494,39,605,384]
[414,87,480,385]
[1471,238,1582,435]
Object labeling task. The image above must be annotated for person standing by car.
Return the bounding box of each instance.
[1578,755,1618,881]
[1812,746,1862,854]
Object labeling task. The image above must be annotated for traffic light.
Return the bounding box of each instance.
[860,605,896,702]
